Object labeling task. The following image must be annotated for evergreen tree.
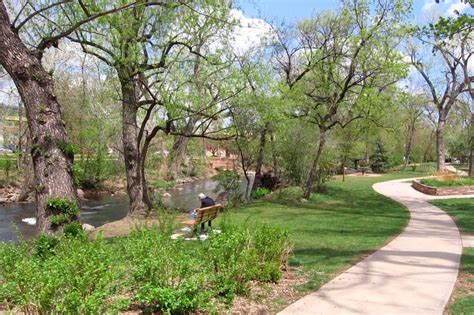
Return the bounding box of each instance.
[371,138,390,173]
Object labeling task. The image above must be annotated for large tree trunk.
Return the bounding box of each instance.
[119,73,148,216]
[0,4,77,232]
[469,112,474,177]
[304,129,327,199]
[251,122,269,193]
[436,111,447,172]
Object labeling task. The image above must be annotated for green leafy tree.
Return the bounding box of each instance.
[275,0,411,198]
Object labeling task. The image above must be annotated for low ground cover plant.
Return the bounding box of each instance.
[0,224,290,313]
[420,175,474,188]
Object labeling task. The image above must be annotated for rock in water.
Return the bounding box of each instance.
[163,192,171,197]
[77,189,85,199]
[82,223,95,232]
[22,217,37,225]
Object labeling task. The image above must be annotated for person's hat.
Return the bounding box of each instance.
[198,193,206,200]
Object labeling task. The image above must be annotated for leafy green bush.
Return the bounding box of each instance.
[46,198,79,217]
[50,213,71,226]
[46,198,79,228]
[0,236,127,313]
[251,187,270,199]
[33,233,60,258]
[0,225,290,313]
[420,176,474,187]
[63,222,85,238]
[122,229,211,313]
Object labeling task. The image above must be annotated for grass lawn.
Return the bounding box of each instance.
[431,199,474,314]
[431,199,474,234]
[215,172,421,309]
[448,248,474,315]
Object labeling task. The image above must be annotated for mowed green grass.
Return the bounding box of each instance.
[216,173,419,294]
[431,199,474,234]
[448,248,474,315]
[431,199,474,314]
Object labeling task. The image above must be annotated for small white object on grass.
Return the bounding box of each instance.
[171,233,182,240]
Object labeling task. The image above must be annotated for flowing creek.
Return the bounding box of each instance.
[0,178,253,242]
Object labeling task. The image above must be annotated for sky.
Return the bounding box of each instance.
[237,0,473,23]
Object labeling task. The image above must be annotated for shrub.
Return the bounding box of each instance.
[46,198,79,217]
[0,225,290,313]
[0,236,126,313]
[251,187,270,199]
[205,224,291,302]
[50,213,71,226]
[46,198,79,228]
[420,176,474,187]
[33,233,60,258]
[63,222,85,238]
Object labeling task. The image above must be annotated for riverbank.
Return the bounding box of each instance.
[0,178,128,205]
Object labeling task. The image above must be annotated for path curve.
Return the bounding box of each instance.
[280,178,474,315]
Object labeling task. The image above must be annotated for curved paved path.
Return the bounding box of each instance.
[280,178,474,315]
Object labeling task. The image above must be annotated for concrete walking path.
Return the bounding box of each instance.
[279,178,474,315]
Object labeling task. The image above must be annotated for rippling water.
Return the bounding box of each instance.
[0,177,253,242]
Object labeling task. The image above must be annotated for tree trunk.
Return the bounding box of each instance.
[270,131,278,174]
[119,73,148,216]
[168,46,204,180]
[304,129,327,199]
[0,4,77,232]
[167,116,198,180]
[469,112,474,177]
[251,122,269,193]
[341,154,346,182]
[436,112,447,172]
[404,121,415,168]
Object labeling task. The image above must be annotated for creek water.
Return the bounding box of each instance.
[0,177,253,242]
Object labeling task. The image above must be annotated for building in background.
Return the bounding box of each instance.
[0,103,27,151]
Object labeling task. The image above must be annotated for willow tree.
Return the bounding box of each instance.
[0,1,134,231]
[275,0,410,198]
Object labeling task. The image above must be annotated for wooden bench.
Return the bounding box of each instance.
[182,204,222,234]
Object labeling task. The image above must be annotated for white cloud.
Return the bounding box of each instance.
[229,9,275,56]
[422,0,472,19]
[422,0,438,15]
[446,1,471,17]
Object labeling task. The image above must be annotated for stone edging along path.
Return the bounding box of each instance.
[279,178,474,315]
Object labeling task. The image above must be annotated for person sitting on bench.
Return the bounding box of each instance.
[188,193,215,219]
